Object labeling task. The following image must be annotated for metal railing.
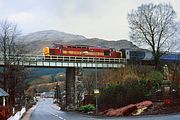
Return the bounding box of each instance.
[0,54,126,63]
[0,54,127,68]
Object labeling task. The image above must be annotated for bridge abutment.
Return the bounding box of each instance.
[66,67,83,111]
[66,68,75,110]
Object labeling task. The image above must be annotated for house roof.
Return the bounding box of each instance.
[0,88,9,97]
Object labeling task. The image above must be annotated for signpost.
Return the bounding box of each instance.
[94,89,100,95]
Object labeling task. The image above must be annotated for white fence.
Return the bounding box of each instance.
[7,107,26,120]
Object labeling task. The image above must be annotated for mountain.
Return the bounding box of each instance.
[18,30,86,43]
[17,30,138,55]
[25,68,65,85]
[67,38,137,51]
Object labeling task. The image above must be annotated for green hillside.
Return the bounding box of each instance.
[25,68,66,86]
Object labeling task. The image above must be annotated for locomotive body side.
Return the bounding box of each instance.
[43,44,122,58]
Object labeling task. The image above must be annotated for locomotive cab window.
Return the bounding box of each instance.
[104,50,110,56]
[50,49,55,55]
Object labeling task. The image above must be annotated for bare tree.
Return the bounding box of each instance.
[0,19,21,90]
[128,3,180,68]
[0,19,29,108]
[83,70,95,95]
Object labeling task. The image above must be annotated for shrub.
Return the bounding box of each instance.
[147,70,163,89]
[99,69,164,110]
[100,79,153,109]
[78,104,95,113]
[123,74,139,81]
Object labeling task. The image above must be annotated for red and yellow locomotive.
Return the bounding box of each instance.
[43,44,122,58]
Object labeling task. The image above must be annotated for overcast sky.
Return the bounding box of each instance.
[0,0,180,40]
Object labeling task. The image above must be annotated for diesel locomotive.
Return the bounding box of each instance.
[43,44,122,58]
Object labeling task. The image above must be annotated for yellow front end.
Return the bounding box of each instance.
[43,47,50,56]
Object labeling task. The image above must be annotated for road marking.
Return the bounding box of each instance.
[58,115,66,120]
[59,116,63,119]
[51,113,66,120]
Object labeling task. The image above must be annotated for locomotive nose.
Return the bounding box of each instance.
[43,47,50,56]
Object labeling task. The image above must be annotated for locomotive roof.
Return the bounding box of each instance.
[53,43,93,47]
[52,43,112,49]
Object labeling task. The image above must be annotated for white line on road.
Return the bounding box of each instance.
[57,116,63,119]
[51,113,66,120]
[59,116,63,119]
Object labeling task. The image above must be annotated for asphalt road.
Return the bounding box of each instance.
[30,98,96,120]
[30,98,180,120]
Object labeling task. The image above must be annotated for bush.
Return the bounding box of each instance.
[78,104,95,113]
[99,69,164,110]
[147,70,163,89]
[100,79,152,109]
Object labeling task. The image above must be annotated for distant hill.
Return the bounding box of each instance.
[17,30,138,55]
[18,30,86,43]
[67,38,137,51]
[25,68,65,86]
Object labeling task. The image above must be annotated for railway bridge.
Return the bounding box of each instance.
[0,54,126,110]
